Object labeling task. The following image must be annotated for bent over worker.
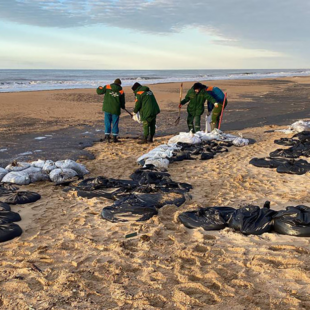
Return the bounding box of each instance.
[96,78,125,143]
[132,82,160,144]
[204,85,227,130]
[180,83,216,132]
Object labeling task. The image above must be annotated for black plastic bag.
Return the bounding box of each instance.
[170,152,194,163]
[201,153,214,160]
[0,223,23,243]
[130,170,170,184]
[249,157,289,168]
[135,191,186,208]
[276,159,310,175]
[76,187,127,200]
[5,191,41,205]
[293,131,310,143]
[178,207,235,230]
[292,144,310,157]
[0,202,11,211]
[0,211,21,224]
[101,195,158,222]
[228,202,277,235]
[0,183,18,197]
[273,205,310,236]
[76,177,137,191]
[274,138,300,146]
[269,148,301,159]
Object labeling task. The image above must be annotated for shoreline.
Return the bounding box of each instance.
[1,76,310,165]
[1,75,310,94]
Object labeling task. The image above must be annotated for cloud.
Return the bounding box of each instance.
[1,0,310,59]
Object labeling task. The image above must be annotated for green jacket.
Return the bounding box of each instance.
[96,83,125,116]
[133,85,160,121]
[181,88,216,116]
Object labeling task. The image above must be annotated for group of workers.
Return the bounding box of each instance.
[97,79,227,144]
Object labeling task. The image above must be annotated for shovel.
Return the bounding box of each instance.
[124,108,133,117]
[174,83,183,126]
[218,93,227,130]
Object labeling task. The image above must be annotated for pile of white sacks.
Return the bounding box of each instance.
[137,129,250,169]
[276,120,310,134]
[0,159,89,185]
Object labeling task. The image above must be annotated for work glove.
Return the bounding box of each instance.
[214,102,219,108]
[132,112,141,123]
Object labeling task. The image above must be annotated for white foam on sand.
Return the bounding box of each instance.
[0,148,8,152]
[18,151,33,156]
[34,137,47,140]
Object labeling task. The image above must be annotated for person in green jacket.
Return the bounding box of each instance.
[180,82,216,132]
[96,78,125,143]
[132,82,160,144]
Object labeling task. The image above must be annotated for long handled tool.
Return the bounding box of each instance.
[174,83,183,126]
[218,93,227,130]
[124,108,133,117]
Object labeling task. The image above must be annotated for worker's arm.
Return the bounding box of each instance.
[204,92,217,109]
[119,90,125,109]
[180,90,191,105]
[133,94,142,113]
[96,85,106,95]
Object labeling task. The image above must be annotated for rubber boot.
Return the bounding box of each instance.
[210,123,216,131]
[103,135,111,143]
[113,135,119,143]
[149,136,154,143]
[138,137,148,144]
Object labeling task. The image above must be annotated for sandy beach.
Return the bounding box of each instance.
[1,77,310,309]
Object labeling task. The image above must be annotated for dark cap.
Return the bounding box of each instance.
[114,78,122,85]
[132,82,141,92]
[193,82,203,90]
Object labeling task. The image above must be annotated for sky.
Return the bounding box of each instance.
[0,0,309,69]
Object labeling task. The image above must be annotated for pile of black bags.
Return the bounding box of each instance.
[250,131,310,174]
[178,201,310,237]
[170,140,232,163]
[0,183,41,242]
[66,165,192,223]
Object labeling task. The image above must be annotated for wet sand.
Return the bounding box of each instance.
[0,76,310,309]
[1,76,310,167]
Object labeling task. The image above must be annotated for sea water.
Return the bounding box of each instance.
[0,69,309,93]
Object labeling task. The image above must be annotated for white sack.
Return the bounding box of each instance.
[276,120,310,134]
[168,131,202,145]
[144,158,170,169]
[232,137,249,147]
[49,168,78,184]
[137,144,180,162]
[31,159,46,168]
[5,162,31,172]
[0,168,8,181]
[290,120,310,133]
[42,160,56,173]
[23,167,50,183]
[55,159,89,177]
[2,171,31,185]
[205,115,212,133]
